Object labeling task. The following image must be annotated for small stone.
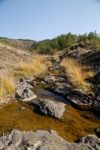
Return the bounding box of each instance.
[19,107,26,110]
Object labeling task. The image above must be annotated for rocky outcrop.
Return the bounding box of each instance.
[15,78,66,119]
[59,47,100,71]
[32,98,66,119]
[43,71,100,107]
[15,79,37,102]
[0,129,100,150]
[87,72,100,101]
[44,75,57,83]
[80,50,100,69]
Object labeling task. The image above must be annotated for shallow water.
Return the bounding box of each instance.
[0,100,100,142]
[0,87,100,142]
[36,88,67,103]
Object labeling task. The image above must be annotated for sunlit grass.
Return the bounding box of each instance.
[61,58,93,93]
[0,72,15,99]
[14,55,47,77]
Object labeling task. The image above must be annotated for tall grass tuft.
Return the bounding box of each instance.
[61,58,93,93]
[0,72,15,99]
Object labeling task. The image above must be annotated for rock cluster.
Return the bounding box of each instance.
[15,57,100,119]
[0,129,100,150]
[16,79,66,119]
[41,71,100,106]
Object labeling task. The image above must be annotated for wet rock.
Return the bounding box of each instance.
[87,72,100,101]
[48,65,64,72]
[66,89,91,105]
[32,98,66,119]
[66,87,100,106]
[0,130,100,150]
[66,88,100,107]
[96,129,100,137]
[88,72,100,85]
[48,82,71,96]
[20,77,36,87]
[49,79,100,106]
[44,75,57,83]
[44,75,67,85]
[80,134,100,150]
[55,87,67,95]
[52,86,99,106]
[48,82,90,105]
[80,50,100,69]
[16,80,37,102]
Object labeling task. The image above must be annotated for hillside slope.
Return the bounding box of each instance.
[0,40,33,67]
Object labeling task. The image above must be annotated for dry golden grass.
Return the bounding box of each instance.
[0,72,15,99]
[61,58,93,93]
[14,55,47,77]
[0,55,48,101]
[52,51,60,59]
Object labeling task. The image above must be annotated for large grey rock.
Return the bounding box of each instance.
[32,98,66,119]
[0,130,100,150]
[16,80,37,102]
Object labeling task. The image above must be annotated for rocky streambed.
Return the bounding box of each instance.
[0,56,100,149]
[0,89,100,142]
[0,100,100,149]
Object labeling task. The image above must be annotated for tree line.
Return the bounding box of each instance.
[31,32,100,54]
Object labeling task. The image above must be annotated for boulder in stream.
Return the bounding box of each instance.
[32,98,66,119]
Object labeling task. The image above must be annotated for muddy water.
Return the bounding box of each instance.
[0,89,100,142]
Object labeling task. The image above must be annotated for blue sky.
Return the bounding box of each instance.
[0,0,100,41]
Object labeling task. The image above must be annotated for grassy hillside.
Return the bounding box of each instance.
[0,37,36,50]
[1,31,100,54]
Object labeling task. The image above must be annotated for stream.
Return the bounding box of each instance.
[0,88,100,142]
